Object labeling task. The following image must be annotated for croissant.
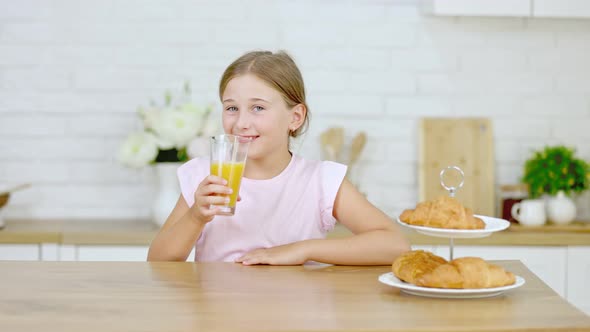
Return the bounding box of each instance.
[399,196,485,229]
[392,250,516,289]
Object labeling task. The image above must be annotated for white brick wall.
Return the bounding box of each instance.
[0,0,589,221]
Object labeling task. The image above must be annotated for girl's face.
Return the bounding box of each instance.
[221,74,302,160]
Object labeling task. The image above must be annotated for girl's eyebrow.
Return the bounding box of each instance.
[222,97,270,103]
[249,97,270,103]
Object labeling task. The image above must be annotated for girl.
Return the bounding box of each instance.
[148,50,410,265]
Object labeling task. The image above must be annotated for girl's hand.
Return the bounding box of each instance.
[190,175,232,225]
[235,242,308,266]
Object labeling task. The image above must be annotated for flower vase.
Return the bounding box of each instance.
[152,162,182,226]
[546,191,577,225]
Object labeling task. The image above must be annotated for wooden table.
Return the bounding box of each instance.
[0,261,588,332]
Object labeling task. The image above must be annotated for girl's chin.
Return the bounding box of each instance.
[245,145,258,158]
[247,147,272,161]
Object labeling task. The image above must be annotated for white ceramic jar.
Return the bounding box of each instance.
[546,191,577,225]
[152,162,182,226]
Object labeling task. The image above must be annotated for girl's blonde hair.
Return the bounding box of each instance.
[219,50,309,138]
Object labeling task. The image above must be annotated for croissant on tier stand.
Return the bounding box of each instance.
[399,196,485,229]
[392,250,516,289]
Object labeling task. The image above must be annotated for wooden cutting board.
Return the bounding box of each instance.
[419,118,495,216]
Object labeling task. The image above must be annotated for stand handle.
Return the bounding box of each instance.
[437,166,465,260]
[439,166,464,198]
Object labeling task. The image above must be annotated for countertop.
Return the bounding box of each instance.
[0,260,588,332]
[1,219,590,246]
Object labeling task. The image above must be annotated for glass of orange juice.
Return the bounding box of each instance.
[210,134,251,215]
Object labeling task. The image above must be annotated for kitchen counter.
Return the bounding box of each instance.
[0,260,588,332]
[0,219,158,245]
[1,219,590,246]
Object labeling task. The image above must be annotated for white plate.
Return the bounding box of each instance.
[396,215,510,239]
[378,272,525,299]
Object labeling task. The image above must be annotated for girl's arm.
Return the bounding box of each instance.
[147,195,205,262]
[305,178,410,265]
[235,179,411,265]
[148,175,231,261]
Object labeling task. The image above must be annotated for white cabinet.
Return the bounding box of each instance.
[422,0,531,17]
[423,0,590,18]
[71,245,196,262]
[0,244,40,261]
[40,243,59,261]
[534,0,590,18]
[437,245,567,297]
[567,247,590,315]
[76,245,150,261]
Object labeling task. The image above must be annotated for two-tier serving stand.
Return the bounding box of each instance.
[383,175,521,298]
[400,166,510,261]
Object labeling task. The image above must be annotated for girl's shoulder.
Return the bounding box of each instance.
[292,154,347,176]
[290,155,347,196]
[291,155,348,232]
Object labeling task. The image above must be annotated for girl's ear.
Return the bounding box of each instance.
[290,104,306,131]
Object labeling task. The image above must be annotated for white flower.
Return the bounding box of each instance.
[187,136,210,159]
[154,135,175,150]
[201,112,220,137]
[138,107,160,130]
[151,107,201,149]
[118,132,159,168]
[178,103,207,118]
[118,82,215,169]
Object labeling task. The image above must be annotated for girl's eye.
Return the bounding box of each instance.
[225,106,238,112]
[253,106,265,112]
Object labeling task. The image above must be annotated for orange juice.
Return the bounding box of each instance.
[210,162,245,208]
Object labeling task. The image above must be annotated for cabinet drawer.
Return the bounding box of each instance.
[0,244,40,261]
[567,247,590,316]
[77,245,149,261]
[75,245,196,262]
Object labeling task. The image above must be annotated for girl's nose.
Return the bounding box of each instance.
[234,110,251,130]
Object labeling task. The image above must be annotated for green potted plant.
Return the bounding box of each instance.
[521,145,590,224]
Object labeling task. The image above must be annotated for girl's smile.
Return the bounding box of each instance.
[236,135,259,143]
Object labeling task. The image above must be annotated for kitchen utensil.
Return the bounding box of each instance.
[320,129,334,160]
[330,127,344,161]
[320,127,345,161]
[0,183,31,229]
[349,132,367,165]
[0,183,31,196]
